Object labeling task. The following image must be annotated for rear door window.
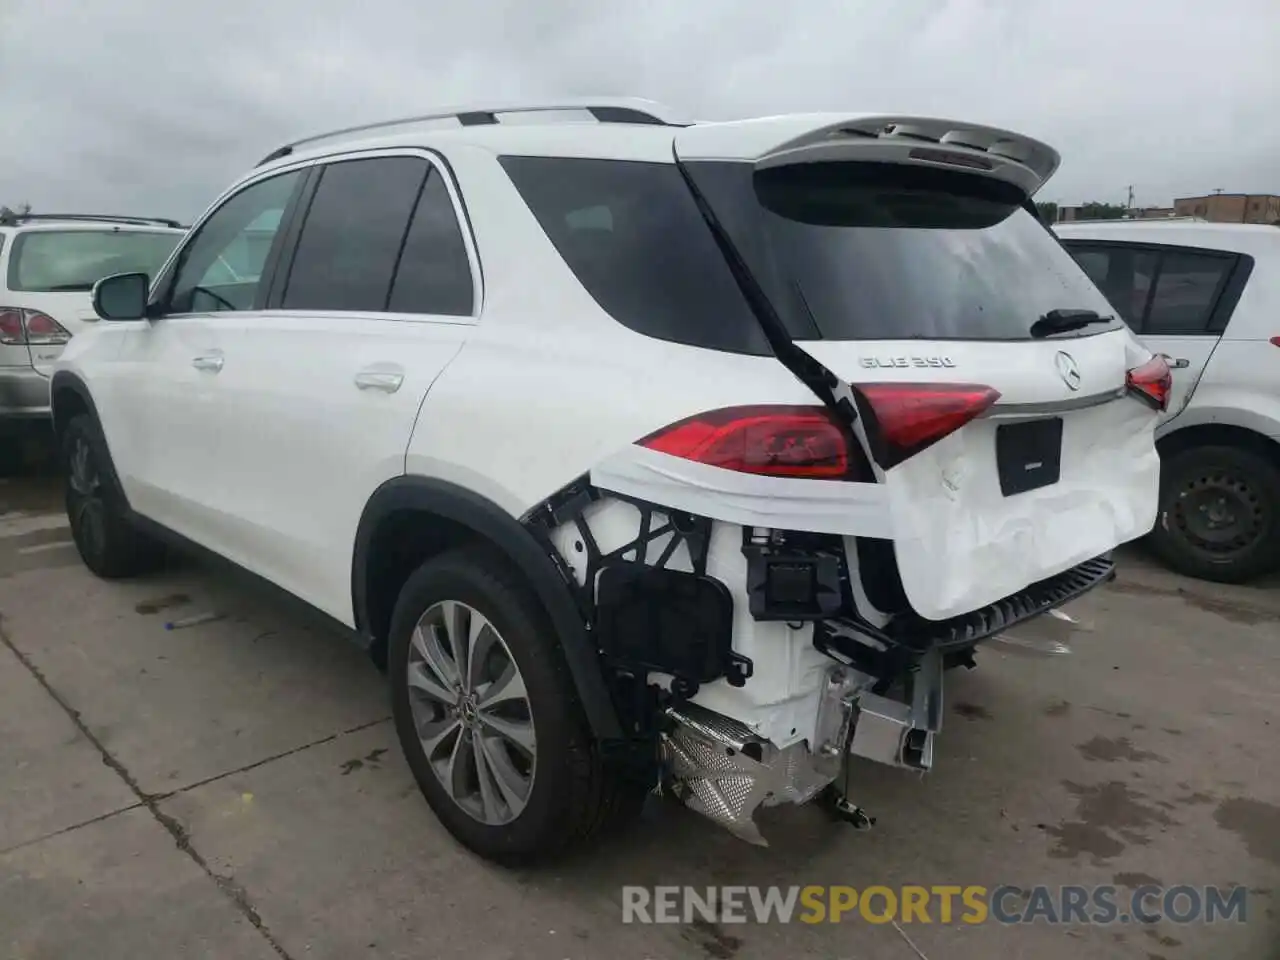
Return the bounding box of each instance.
[281,157,428,312]
[499,156,770,355]
[684,160,1122,342]
[1146,251,1233,334]
[385,170,475,317]
[1063,242,1240,335]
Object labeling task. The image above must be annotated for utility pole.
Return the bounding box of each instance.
[1126,185,1135,212]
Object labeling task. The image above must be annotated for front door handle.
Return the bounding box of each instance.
[354,368,404,393]
[192,353,224,372]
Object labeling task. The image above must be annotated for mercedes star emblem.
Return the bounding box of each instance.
[1054,351,1082,391]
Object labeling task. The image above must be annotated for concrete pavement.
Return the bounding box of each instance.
[1,473,1276,959]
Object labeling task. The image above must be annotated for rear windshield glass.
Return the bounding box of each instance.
[7,230,181,293]
[499,156,770,355]
[686,161,1122,342]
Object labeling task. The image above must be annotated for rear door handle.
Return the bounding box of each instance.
[1160,354,1191,370]
[192,352,224,372]
[354,367,404,393]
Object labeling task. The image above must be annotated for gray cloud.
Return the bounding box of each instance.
[1,0,1276,221]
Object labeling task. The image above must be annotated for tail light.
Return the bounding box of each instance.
[638,405,853,479]
[855,382,1001,469]
[0,308,71,346]
[0,309,24,345]
[1126,356,1172,411]
[24,311,71,344]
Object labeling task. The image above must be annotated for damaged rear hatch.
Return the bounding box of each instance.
[675,116,1162,621]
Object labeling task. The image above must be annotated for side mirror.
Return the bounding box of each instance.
[92,272,150,321]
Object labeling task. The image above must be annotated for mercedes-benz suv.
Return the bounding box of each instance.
[51,99,1165,864]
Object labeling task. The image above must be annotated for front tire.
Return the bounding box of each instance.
[63,414,165,578]
[388,546,644,865]
[1147,444,1280,583]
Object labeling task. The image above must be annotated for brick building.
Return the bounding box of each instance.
[1173,193,1280,224]
[1054,204,1177,223]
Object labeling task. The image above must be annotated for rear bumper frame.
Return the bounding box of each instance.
[814,554,1116,682]
[889,554,1116,650]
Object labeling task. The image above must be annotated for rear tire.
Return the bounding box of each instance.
[388,546,645,865]
[63,414,165,578]
[1146,444,1280,584]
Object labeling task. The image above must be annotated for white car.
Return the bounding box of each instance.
[0,213,184,464]
[1056,219,1280,583]
[52,99,1166,864]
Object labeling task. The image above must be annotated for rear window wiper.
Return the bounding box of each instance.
[1030,308,1114,338]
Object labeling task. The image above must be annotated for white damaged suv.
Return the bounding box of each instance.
[51,99,1166,864]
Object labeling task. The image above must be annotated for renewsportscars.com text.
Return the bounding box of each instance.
[621,884,1250,926]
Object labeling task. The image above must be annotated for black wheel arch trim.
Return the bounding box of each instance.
[352,475,622,740]
[49,372,134,507]
[49,370,99,435]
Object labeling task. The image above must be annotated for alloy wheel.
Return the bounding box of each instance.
[405,600,537,825]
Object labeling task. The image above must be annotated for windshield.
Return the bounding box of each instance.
[685,160,1121,342]
[7,230,182,293]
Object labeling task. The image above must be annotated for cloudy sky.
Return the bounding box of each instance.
[1,0,1276,222]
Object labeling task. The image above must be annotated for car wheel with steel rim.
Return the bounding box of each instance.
[62,414,164,579]
[1148,443,1280,584]
[387,546,646,865]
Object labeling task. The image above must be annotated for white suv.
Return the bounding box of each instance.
[0,213,184,468]
[1056,219,1280,583]
[52,99,1165,864]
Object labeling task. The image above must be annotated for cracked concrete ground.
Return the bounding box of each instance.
[1,471,1277,960]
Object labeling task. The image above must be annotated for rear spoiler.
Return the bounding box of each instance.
[674,114,1060,197]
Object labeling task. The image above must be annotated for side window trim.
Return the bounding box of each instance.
[1060,239,1154,332]
[258,165,320,311]
[262,146,482,321]
[383,170,432,311]
[150,167,310,316]
[1135,250,1164,334]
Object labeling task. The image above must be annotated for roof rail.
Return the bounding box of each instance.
[3,213,186,229]
[256,97,685,167]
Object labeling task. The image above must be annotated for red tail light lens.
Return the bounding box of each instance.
[22,311,70,344]
[1126,355,1172,411]
[856,382,1001,469]
[0,308,71,346]
[0,309,25,345]
[638,405,852,479]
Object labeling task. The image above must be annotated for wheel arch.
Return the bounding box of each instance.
[1157,422,1280,469]
[352,476,621,740]
[49,371,132,508]
[49,371,97,443]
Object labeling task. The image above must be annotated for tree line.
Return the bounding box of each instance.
[1034,201,1129,223]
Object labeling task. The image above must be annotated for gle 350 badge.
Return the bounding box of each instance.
[859,356,956,369]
